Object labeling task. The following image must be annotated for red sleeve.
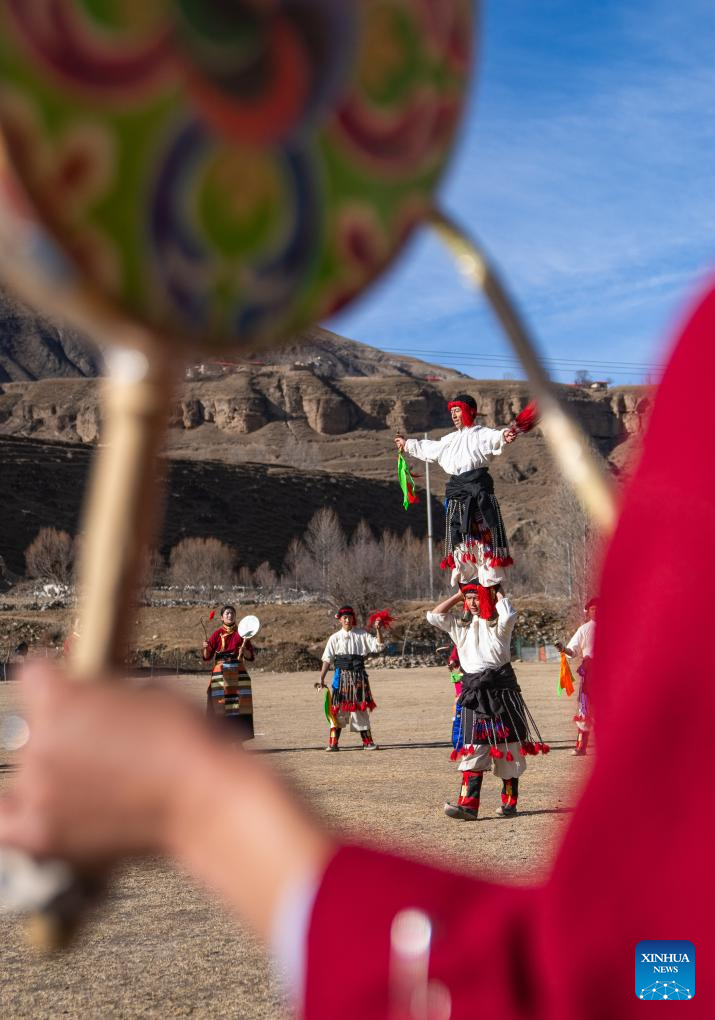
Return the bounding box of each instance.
[306,846,543,1019]
[203,629,221,661]
[305,283,715,1020]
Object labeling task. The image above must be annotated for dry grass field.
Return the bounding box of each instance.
[0,663,593,1019]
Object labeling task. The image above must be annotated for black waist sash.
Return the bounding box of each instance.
[334,654,366,671]
[457,662,529,743]
[457,662,516,706]
[331,654,375,713]
[444,467,510,561]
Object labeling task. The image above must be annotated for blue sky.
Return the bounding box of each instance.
[328,0,715,385]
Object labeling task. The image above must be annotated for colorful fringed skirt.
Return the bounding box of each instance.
[453,663,547,778]
[207,656,254,741]
[328,654,376,732]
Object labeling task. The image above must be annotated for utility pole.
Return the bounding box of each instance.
[424,433,434,600]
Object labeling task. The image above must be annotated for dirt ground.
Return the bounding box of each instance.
[0,662,592,1019]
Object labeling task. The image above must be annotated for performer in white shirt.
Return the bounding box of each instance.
[394,394,530,587]
[317,606,385,751]
[556,598,597,756]
[427,582,547,819]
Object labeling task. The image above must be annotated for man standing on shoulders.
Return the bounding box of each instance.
[395,394,532,581]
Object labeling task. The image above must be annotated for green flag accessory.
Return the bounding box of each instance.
[397,452,420,510]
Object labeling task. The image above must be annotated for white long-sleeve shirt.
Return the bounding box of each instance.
[321,628,383,663]
[566,620,596,660]
[404,425,508,477]
[426,598,516,673]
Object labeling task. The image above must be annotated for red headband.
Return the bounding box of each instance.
[447,400,476,427]
[461,583,498,619]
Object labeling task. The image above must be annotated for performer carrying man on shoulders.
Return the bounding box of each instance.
[427,581,546,819]
[317,606,385,752]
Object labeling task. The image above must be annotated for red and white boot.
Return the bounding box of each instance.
[496,777,519,817]
[444,770,483,820]
[325,727,341,752]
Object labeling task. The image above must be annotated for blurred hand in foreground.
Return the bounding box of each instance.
[0,662,333,940]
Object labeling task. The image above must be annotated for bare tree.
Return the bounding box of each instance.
[303,508,346,594]
[168,537,237,587]
[331,519,387,620]
[538,477,605,617]
[236,565,254,588]
[282,535,312,591]
[253,560,278,593]
[25,527,74,583]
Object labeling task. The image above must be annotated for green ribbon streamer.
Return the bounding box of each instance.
[397,452,418,510]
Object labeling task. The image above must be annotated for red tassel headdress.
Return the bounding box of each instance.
[460,581,498,620]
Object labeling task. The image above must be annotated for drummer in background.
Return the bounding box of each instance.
[202,605,255,727]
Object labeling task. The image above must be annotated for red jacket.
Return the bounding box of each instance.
[203,627,254,662]
[305,284,715,1019]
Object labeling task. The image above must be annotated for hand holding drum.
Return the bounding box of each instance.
[236,616,259,661]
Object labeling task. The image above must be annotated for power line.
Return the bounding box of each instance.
[377,345,662,375]
[379,344,659,370]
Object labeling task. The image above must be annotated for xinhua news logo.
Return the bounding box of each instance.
[635,940,695,1001]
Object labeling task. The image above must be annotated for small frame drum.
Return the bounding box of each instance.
[208,658,254,741]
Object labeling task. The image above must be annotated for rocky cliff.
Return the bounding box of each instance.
[0,370,650,480]
[0,284,650,479]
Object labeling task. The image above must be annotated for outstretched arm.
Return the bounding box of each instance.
[400,436,445,462]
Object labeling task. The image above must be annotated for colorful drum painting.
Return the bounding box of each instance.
[209,658,254,741]
[0,1,473,354]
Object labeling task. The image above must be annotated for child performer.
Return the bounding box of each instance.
[395,394,536,586]
[556,597,597,755]
[427,582,547,819]
[316,606,385,751]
